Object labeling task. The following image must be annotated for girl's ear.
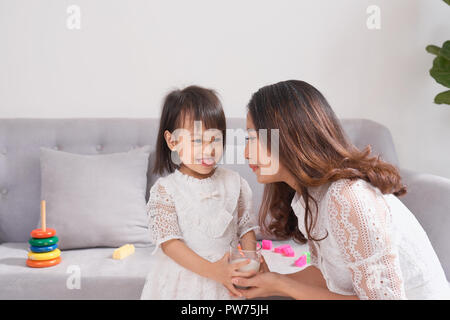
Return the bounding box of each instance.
[164,130,176,151]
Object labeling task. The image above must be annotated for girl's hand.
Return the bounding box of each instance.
[232,272,284,299]
[210,252,258,297]
[258,254,270,273]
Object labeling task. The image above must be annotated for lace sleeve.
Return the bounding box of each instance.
[328,179,407,300]
[147,181,183,255]
[237,176,260,238]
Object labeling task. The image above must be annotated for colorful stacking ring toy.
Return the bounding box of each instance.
[29,243,58,253]
[26,200,61,268]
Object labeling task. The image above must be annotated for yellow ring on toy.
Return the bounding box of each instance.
[27,248,61,261]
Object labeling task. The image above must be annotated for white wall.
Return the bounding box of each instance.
[1,0,449,178]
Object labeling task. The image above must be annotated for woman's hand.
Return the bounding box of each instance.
[228,255,270,297]
[227,254,270,298]
[258,254,270,273]
[229,255,281,299]
[232,271,285,299]
[210,252,258,297]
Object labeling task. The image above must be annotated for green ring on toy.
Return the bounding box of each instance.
[28,248,61,261]
[28,236,59,247]
[26,256,61,268]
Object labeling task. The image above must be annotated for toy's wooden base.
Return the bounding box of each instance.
[26,256,61,268]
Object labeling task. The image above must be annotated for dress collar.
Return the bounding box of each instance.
[173,166,221,185]
[291,182,331,209]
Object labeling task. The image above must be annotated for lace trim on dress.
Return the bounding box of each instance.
[327,179,407,300]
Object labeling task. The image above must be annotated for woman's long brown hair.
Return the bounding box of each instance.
[247,80,407,244]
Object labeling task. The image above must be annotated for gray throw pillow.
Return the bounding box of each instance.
[39,145,152,250]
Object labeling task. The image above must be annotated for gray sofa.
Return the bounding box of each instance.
[0,118,448,299]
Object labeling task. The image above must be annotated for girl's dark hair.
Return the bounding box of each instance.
[247,80,407,244]
[153,85,226,175]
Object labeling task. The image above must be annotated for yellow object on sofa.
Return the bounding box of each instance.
[113,244,135,260]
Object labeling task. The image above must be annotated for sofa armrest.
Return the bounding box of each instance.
[399,168,450,280]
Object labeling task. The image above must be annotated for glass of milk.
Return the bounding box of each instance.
[229,239,261,289]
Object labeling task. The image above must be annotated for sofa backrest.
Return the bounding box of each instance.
[0,117,399,243]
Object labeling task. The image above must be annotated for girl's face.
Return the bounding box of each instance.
[245,113,288,184]
[164,116,224,177]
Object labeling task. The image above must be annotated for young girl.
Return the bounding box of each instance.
[140,85,261,300]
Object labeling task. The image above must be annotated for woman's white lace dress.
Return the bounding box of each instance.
[292,178,450,300]
[140,167,259,300]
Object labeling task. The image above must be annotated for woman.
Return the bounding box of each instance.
[231,80,450,300]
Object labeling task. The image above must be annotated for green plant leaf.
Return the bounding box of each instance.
[440,40,450,60]
[443,0,450,6]
[426,45,441,55]
[434,90,450,105]
[430,56,450,88]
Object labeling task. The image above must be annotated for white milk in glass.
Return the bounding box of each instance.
[231,258,260,272]
[230,258,260,289]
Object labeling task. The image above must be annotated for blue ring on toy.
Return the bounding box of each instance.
[30,243,58,253]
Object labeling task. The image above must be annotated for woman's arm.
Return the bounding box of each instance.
[233,272,358,300]
[276,274,358,300]
[326,180,407,299]
[285,265,328,289]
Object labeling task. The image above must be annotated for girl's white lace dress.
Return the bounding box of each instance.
[293,178,450,300]
[140,167,259,300]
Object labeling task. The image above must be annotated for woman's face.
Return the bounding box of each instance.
[245,113,288,184]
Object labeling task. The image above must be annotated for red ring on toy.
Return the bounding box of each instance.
[30,228,56,239]
[26,256,61,268]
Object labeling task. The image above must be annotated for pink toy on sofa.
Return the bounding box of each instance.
[295,252,311,267]
[274,244,291,253]
[295,255,307,267]
[282,247,295,257]
[262,240,273,250]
